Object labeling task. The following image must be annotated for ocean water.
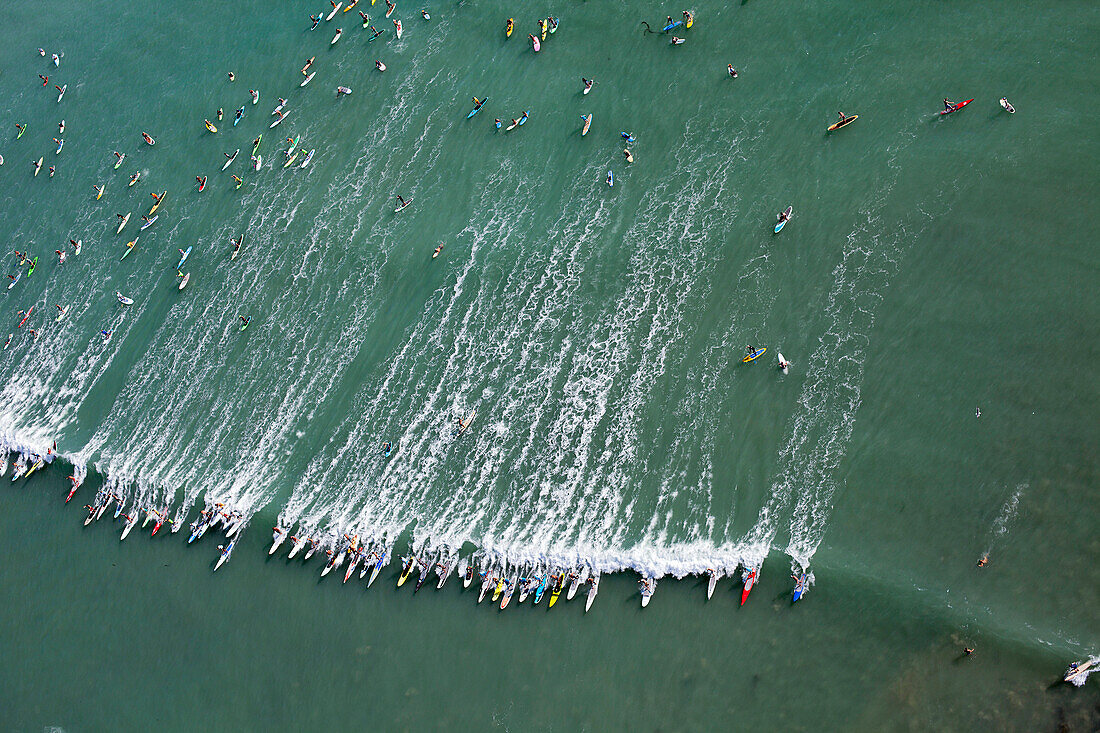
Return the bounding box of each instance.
[1,0,1097,729]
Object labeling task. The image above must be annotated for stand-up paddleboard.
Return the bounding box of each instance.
[114,153,126,169]
[232,234,244,259]
[683,12,693,28]
[252,135,263,154]
[467,99,487,119]
[55,138,64,154]
[999,97,1015,114]
[940,98,973,115]
[283,150,299,167]
[18,306,34,327]
[116,212,130,234]
[742,347,767,362]
[120,238,138,260]
[27,257,37,276]
[178,272,190,290]
[221,149,239,171]
[336,86,352,96]
[299,149,315,168]
[531,35,540,52]
[662,20,683,31]
[518,110,529,125]
[327,2,342,20]
[197,176,207,191]
[394,19,402,38]
[33,157,43,176]
[344,0,358,10]
[142,132,155,145]
[140,215,158,231]
[176,246,192,270]
[394,198,411,213]
[270,112,290,128]
[827,114,858,132]
[252,155,262,170]
[506,18,513,37]
[128,171,140,187]
[149,191,166,215]
[7,272,20,290]
[239,316,251,332]
[205,120,218,133]
[581,114,591,136]
[385,2,394,17]
[777,352,789,374]
[368,29,387,41]
[56,84,66,102]
[73,240,82,255]
[774,206,792,233]
[331,28,342,45]
[300,70,316,87]
[607,170,614,187]
[540,18,548,40]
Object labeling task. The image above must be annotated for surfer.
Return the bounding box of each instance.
[59,120,65,133]
[667,15,674,26]
[421,9,429,19]
[48,166,55,177]
[217,108,224,121]
[671,36,685,45]
[196,176,206,187]
[494,118,502,130]
[375,60,385,71]
[728,65,738,78]
[239,315,251,327]
[249,89,258,103]
[310,14,321,30]
[55,250,66,264]
[385,0,395,16]
[943,98,954,112]
[582,78,594,93]
[39,74,49,86]
[232,175,243,187]
[838,112,849,124]
[69,239,79,250]
[381,441,392,455]
[228,72,236,82]
[235,107,244,122]
[395,195,407,208]
[471,97,483,108]
[150,191,162,204]
[16,124,26,136]
[747,345,756,358]
[977,554,988,567]
[778,355,791,371]
[777,209,790,224]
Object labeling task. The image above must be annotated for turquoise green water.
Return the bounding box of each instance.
[1,0,1098,728]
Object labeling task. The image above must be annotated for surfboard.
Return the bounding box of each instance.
[581,114,591,136]
[774,206,792,233]
[777,352,789,374]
